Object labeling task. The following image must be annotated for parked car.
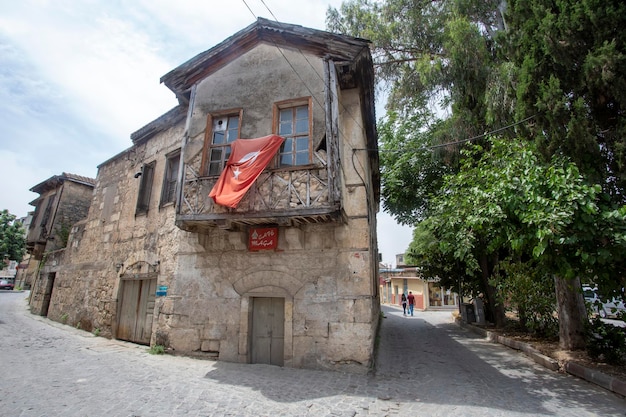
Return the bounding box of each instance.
[0,278,14,290]
[583,286,626,318]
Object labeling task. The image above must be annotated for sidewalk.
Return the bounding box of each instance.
[458,318,626,397]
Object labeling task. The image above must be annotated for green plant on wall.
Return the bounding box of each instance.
[147,345,165,355]
[55,221,72,248]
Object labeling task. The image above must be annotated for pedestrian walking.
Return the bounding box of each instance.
[401,293,407,315]
[407,291,415,316]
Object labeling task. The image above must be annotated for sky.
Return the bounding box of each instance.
[0,0,413,266]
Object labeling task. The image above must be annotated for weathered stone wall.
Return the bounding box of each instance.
[183,44,327,185]
[29,248,64,316]
[48,181,94,252]
[154,218,376,371]
[43,119,186,336]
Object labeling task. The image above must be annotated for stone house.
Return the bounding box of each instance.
[20,173,95,302]
[29,18,380,373]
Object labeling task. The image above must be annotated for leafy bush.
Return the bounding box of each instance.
[493,260,558,337]
[587,318,626,365]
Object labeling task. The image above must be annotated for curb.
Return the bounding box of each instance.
[457,319,626,397]
[564,361,626,397]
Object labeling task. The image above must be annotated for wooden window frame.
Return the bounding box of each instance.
[273,97,312,168]
[160,149,181,208]
[201,109,243,177]
[135,161,155,215]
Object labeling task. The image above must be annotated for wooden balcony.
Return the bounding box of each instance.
[176,164,342,232]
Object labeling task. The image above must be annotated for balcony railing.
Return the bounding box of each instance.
[176,163,342,231]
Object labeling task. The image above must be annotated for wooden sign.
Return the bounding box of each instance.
[248,227,278,251]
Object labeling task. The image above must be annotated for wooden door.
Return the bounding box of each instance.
[41,272,56,317]
[251,297,284,366]
[117,278,156,345]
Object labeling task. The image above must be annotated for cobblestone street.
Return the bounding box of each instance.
[1,291,624,416]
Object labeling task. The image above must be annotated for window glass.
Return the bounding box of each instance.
[295,152,308,165]
[204,114,241,176]
[296,137,309,151]
[296,106,308,119]
[277,102,310,167]
[281,153,293,166]
[213,131,225,145]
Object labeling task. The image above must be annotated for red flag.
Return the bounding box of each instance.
[209,135,285,208]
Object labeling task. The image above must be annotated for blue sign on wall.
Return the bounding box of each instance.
[156,285,168,297]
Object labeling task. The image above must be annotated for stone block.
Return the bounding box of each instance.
[227,231,246,248]
[342,185,368,217]
[301,319,330,337]
[217,336,239,362]
[201,323,227,340]
[201,340,220,352]
[284,228,304,249]
[169,328,201,352]
[334,219,370,248]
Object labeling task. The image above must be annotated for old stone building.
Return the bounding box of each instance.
[30,18,380,373]
[21,173,95,303]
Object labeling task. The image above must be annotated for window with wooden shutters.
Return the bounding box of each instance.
[136,161,155,215]
[160,150,180,207]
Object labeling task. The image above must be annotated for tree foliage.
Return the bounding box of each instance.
[408,137,626,332]
[328,0,510,223]
[507,0,626,201]
[0,209,26,262]
[378,112,450,223]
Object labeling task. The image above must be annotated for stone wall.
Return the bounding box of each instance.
[43,119,186,336]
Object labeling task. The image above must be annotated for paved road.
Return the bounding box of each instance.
[0,291,624,416]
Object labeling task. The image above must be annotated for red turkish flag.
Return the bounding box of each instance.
[209,135,285,208]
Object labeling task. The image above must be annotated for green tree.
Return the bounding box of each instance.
[0,210,26,262]
[415,138,626,345]
[328,0,511,222]
[507,0,626,203]
[504,0,626,347]
[378,112,450,223]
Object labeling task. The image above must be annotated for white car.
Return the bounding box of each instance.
[583,286,626,319]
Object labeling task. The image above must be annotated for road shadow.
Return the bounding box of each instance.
[203,305,625,415]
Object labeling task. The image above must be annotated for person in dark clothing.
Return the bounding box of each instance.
[401,293,407,316]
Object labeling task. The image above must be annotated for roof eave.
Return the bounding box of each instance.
[160,17,371,99]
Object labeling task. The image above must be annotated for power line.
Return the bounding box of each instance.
[258,0,279,21]
[355,114,538,153]
[241,0,255,17]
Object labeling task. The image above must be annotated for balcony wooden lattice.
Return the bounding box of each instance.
[176,163,342,232]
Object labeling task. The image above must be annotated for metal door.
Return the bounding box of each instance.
[251,297,284,366]
[117,278,156,345]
